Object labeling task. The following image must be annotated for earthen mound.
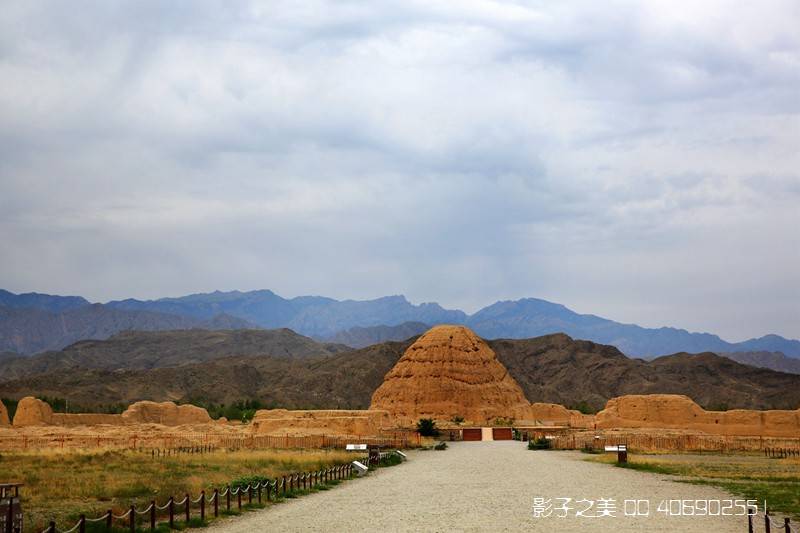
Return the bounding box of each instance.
[251,409,390,436]
[0,400,11,426]
[369,325,530,425]
[596,394,800,437]
[13,396,54,426]
[121,401,212,425]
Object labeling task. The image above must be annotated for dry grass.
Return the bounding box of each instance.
[1,447,355,532]
[586,452,800,518]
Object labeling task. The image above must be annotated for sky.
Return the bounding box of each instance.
[0,1,798,342]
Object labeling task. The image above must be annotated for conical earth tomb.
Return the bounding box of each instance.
[370,325,530,426]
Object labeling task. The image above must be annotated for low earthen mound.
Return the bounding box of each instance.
[370,325,530,425]
[121,401,212,425]
[13,396,53,426]
[12,397,211,427]
[596,394,800,437]
[251,409,390,436]
[0,400,11,426]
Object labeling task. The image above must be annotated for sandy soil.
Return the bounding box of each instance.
[207,441,746,532]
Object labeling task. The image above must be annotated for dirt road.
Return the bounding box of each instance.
[208,441,745,532]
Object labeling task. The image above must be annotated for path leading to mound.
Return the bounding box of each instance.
[208,441,744,532]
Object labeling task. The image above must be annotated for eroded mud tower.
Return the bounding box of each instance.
[369,325,530,426]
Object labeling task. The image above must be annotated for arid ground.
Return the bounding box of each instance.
[208,441,748,532]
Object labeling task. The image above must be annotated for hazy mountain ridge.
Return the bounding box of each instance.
[0,328,350,383]
[323,321,431,348]
[0,303,261,354]
[720,351,800,375]
[1,289,798,357]
[2,333,799,412]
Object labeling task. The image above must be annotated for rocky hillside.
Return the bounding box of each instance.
[0,329,350,382]
[324,321,429,348]
[2,333,799,412]
[0,302,265,355]
[720,351,800,375]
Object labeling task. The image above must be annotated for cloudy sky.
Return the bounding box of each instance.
[1,1,798,341]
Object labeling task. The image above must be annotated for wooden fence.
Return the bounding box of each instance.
[37,461,364,533]
[549,433,800,453]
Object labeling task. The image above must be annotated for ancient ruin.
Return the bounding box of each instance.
[596,394,800,437]
[0,400,9,426]
[370,325,531,425]
[3,325,800,441]
[250,409,390,436]
[12,397,211,427]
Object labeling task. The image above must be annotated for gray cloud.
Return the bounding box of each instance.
[1,0,798,341]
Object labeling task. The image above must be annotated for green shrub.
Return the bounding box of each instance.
[416,418,439,437]
[568,401,598,415]
[528,437,551,450]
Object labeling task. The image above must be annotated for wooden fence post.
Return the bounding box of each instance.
[6,497,13,533]
[226,485,231,512]
[237,488,242,510]
[257,483,262,504]
[766,511,772,533]
[129,505,135,533]
[48,521,55,533]
[200,491,205,522]
[214,489,219,517]
[283,476,287,496]
[185,493,190,524]
[150,500,156,529]
[784,517,791,533]
[78,514,86,533]
[168,497,174,528]
[106,510,112,530]
[248,484,253,506]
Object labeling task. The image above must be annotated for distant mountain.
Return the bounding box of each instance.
[491,334,800,411]
[107,291,465,337]
[2,289,799,358]
[0,303,263,354]
[466,298,800,358]
[324,321,430,348]
[3,334,799,412]
[0,289,89,313]
[720,351,800,375]
[0,328,350,382]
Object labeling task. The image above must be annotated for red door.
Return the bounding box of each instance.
[492,427,513,440]
[462,428,482,441]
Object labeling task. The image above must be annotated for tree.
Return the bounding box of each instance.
[416,418,439,437]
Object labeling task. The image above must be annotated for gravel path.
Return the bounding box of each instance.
[208,441,746,532]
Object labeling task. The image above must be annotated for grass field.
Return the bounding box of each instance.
[586,452,800,519]
[1,447,355,532]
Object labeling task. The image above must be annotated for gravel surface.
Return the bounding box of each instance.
[208,441,746,532]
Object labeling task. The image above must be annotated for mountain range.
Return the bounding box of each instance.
[1,288,798,358]
[1,329,799,412]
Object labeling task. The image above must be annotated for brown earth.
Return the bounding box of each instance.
[12,397,212,427]
[250,409,391,436]
[2,333,800,415]
[370,325,531,425]
[0,399,10,426]
[596,394,800,437]
[490,334,800,411]
[0,328,350,382]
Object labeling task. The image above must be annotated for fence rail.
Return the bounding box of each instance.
[748,509,797,533]
[36,459,375,533]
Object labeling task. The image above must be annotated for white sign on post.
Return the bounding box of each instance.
[351,460,368,476]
